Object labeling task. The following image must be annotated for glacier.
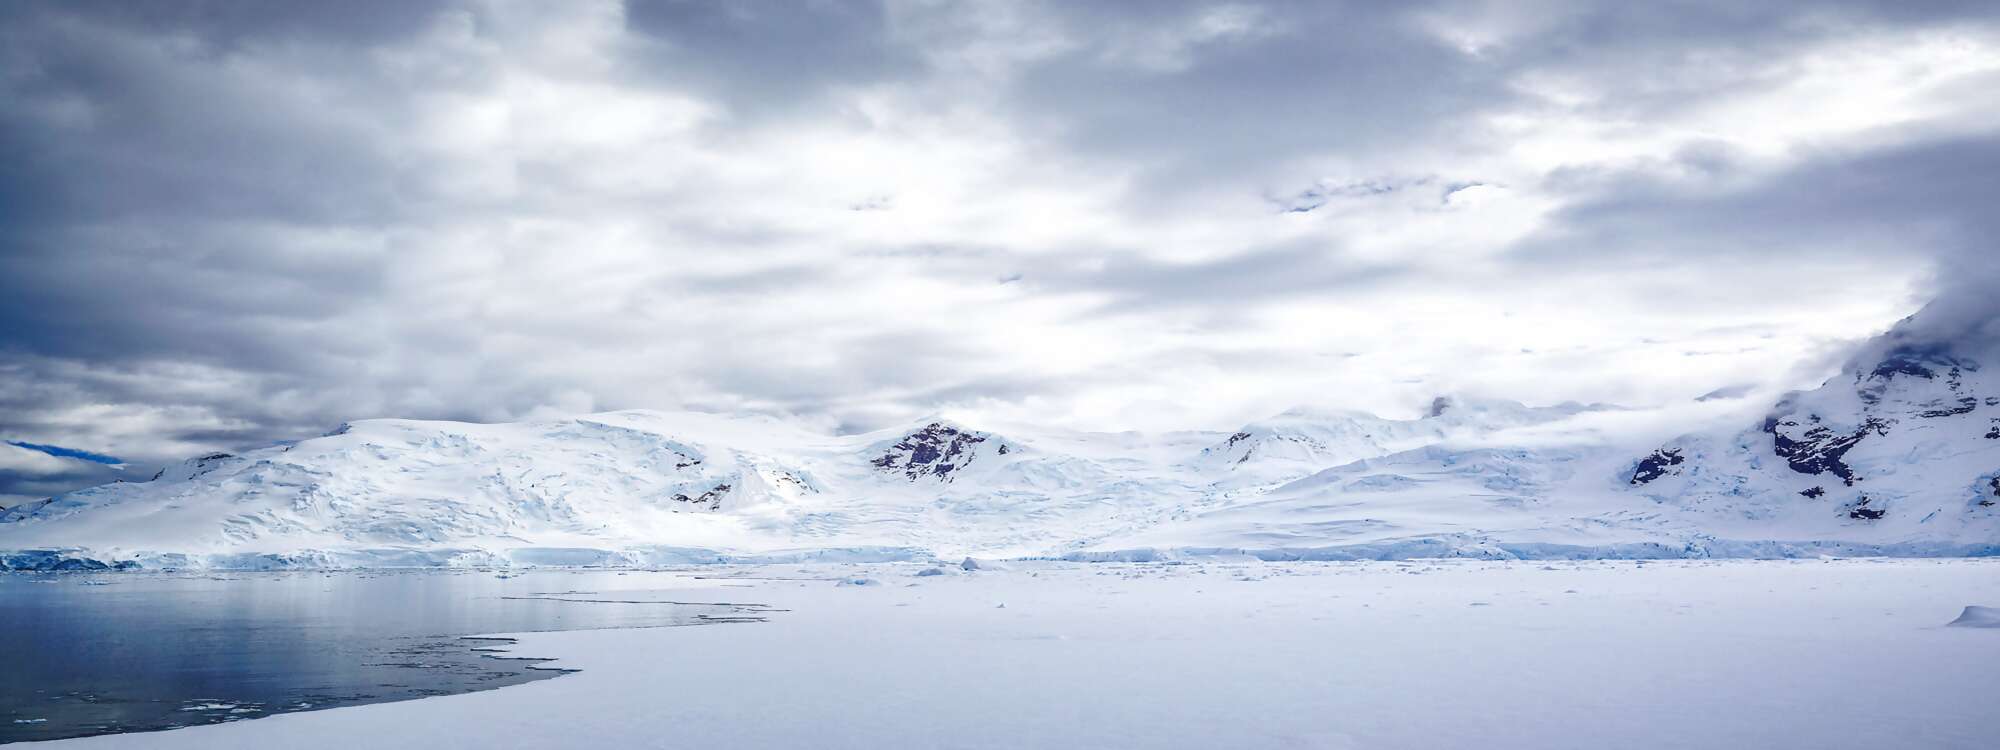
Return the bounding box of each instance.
[4,306,1998,569]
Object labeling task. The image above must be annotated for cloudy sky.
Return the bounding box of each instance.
[3,0,1998,501]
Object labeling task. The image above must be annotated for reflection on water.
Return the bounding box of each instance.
[0,570,766,744]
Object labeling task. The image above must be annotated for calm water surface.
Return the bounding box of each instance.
[0,570,768,744]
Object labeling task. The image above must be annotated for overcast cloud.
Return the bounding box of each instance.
[2,0,1997,500]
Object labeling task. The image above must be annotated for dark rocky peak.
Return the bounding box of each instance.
[1208,434,1256,464]
[1865,347,1949,381]
[1848,496,1885,520]
[1426,396,1453,418]
[671,483,732,511]
[1200,431,1259,465]
[1918,396,1978,419]
[1629,448,1685,485]
[1763,414,1887,486]
[871,422,1007,482]
[1857,344,1981,404]
[1624,298,1997,508]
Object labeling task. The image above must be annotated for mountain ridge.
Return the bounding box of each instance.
[6,305,1998,569]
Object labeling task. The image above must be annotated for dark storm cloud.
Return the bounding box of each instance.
[0,1,430,395]
[0,0,453,50]
[1496,131,2000,381]
[0,470,121,505]
[621,0,922,117]
[1001,0,1501,195]
[0,226,389,366]
[0,12,429,227]
[1481,0,1998,62]
[0,357,329,447]
[997,0,1999,205]
[1511,133,2000,268]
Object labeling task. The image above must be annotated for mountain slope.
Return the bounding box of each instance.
[1624,314,2000,547]
[1195,397,1610,485]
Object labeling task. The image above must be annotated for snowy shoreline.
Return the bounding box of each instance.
[24,559,2000,749]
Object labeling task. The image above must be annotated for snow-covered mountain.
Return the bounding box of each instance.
[5,306,1998,569]
[1097,305,2000,560]
[0,411,1209,568]
[1622,307,2000,549]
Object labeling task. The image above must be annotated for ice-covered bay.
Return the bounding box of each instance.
[27,559,2000,749]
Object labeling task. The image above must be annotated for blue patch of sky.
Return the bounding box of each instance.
[6,441,123,465]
